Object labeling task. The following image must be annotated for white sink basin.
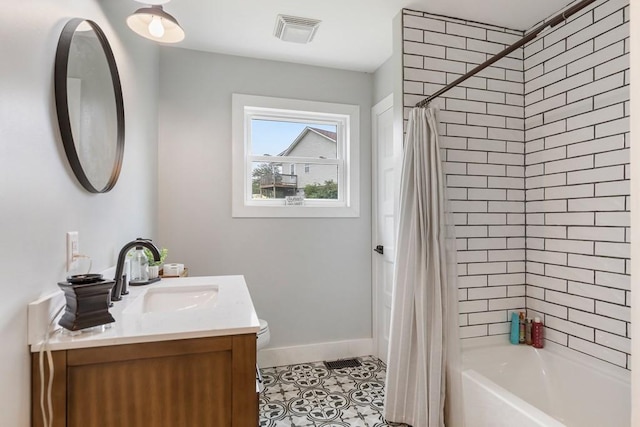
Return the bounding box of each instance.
[142,285,219,314]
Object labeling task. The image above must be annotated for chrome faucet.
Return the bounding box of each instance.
[111,238,161,301]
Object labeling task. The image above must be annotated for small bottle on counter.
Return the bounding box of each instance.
[532,317,544,348]
[518,312,526,344]
[525,318,533,345]
[130,246,149,283]
[510,312,520,345]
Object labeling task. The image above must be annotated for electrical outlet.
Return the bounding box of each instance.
[66,231,79,271]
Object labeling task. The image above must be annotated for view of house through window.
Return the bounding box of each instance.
[232,94,359,218]
[250,119,339,200]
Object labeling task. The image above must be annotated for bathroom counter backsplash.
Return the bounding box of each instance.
[29,275,260,352]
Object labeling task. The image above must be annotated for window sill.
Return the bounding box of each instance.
[232,203,360,218]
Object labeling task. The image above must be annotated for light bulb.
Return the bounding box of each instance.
[148,15,165,38]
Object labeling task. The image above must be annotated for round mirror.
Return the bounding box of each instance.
[55,19,124,193]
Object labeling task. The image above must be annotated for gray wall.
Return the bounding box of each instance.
[373,56,394,105]
[0,1,160,425]
[157,48,373,348]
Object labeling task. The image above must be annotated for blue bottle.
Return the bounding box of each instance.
[510,312,520,344]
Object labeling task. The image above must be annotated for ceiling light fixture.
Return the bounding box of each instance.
[126,5,185,43]
[274,15,321,44]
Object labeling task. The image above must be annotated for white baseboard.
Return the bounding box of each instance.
[258,338,374,368]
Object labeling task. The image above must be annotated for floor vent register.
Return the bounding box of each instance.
[323,358,362,369]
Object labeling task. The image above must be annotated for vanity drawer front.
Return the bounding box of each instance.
[68,350,232,427]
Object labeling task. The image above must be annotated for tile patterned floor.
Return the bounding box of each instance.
[259,356,408,427]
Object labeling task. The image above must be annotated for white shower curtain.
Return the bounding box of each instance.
[384,107,464,427]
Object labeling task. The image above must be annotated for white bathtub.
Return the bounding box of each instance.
[462,339,630,427]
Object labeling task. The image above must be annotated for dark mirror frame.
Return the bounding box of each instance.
[55,18,125,193]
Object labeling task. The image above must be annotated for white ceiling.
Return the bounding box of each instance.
[159,0,572,73]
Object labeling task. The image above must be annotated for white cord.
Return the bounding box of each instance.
[39,305,64,427]
[38,349,46,426]
[46,340,56,427]
[68,254,93,275]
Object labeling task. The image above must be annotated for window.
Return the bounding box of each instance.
[232,94,360,217]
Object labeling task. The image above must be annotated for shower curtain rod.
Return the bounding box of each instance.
[415,0,596,108]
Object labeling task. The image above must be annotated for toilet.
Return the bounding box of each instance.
[257,319,270,351]
[256,319,270,393]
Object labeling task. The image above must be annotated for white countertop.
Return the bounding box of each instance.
[29,275,260,352]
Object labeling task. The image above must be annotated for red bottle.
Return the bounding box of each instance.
[532,317,544,349]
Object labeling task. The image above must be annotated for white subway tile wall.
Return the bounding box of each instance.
[402,10,527,344]
[523,0,630,369]
[401,0,630,370]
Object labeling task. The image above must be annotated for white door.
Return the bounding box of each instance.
[372,94,400,363]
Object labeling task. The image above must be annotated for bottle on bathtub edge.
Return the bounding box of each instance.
[532,317,544,349]
[518,312,526,344]
[525,318,533,345]
[510,312,520,345]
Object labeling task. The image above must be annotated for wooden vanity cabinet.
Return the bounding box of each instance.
[32,334,257,427]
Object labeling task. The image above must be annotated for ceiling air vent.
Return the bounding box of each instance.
[274,14,321,44]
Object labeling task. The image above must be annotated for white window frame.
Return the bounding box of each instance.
[232,94,360,218]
